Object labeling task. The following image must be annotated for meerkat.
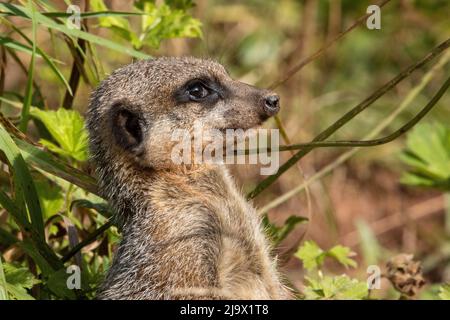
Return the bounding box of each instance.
[86,56,290,299]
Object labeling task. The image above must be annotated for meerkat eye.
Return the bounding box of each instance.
[186,81,210,101]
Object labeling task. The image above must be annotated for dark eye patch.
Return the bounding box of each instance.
[173,76,227,106]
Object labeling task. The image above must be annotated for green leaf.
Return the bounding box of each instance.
[2,262,40,300]
[134,0,156,11]
[30,107,89,162]
[136,1,202,49]
[327,275,368,300]
[3,263,40,290]
[304,274,368,300]
[400,122,450,190]
[46,268,77,299]
[327,245,357,269]
[165,0,195,10]
[295,240,325,271]
[439,284,450,300]
[91,0,140,48]
[92,0,202,50]
[91,0,132,29]
[34,178,65,219]
[295,240,358,271]
[4,283,35,300]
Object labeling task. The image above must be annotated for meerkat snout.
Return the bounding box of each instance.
[263,94,280,117]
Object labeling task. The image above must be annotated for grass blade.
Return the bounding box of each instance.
[248,38,450,200]
[0,3,151,60]
[0,124,45,240]
[44,11,145,19]
[0,227,18,247]
[4,22,73,96]
[18,1,37,132]
[0,36,44,58]
[258,51,450,213]
[0,256,8,300]
[15,138,100,197]
[19,239,59,276]
[0,189,30,229]
[0,188,62,273]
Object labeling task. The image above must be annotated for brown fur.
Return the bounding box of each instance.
[86,57,290,299]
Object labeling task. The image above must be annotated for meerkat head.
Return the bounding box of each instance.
[86,56,280,171]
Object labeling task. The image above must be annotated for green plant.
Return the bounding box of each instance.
[401,122,450,190]
[91,0,202,50]
[295,240,368,300]
[0,259,40,300]
[30,108,89,162]
[263,214,308,246]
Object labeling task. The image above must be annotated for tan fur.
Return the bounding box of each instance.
[86,57,290,299]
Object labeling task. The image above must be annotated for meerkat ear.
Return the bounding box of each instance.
[111,107,144,150]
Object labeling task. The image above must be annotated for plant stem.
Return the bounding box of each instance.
[257,52,450,213]
[247,37,450,200]
[61,220,113,263]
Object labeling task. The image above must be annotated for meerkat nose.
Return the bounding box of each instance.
[263,94,280,116]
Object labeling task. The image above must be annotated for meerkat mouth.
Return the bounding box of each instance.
[218,122,263,133]
[218,127,242,133]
